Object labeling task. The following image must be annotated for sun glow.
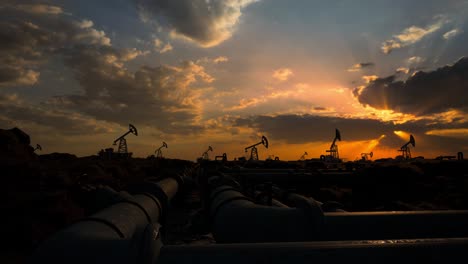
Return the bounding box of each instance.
[393,130,411,140]
[425,128,468,138]
[355,107,419,124]
[365,134,386,153]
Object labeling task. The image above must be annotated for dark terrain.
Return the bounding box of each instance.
[1,127,467,263]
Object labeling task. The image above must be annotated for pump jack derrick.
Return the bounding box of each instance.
[202,146,213,160]
[398,135,415,160]
[155,141,168,158]
[299,151,308,161]
[245,135,269,161]
[34,144,42,152]
[113,124,138,155]
[325,128,341,161]
[361,151,373,161]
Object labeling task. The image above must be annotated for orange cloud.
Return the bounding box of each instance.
[213,56,229,63]
[153,38,173,53]
[15,4,64,15]
[426,128,468,138]
[272,68,293,81]
[381,18,447,54]
[362,75,379,84]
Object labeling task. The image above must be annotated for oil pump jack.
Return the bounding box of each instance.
[34,144,42,152]
[155,141,168,158]
[398,134,415,160]
[202,146,213,160]
[325,129,341,161]
[113,124,138,154]
[245,135,268,161]
[299,151,308,161]
[361,151,373,161]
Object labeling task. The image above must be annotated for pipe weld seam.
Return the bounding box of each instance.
[113,199,153,224]
[139,192,163,221]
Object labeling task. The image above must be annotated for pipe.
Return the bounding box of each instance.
[254,191,289,208]
[220,171,354,187]
[33,176,182,264]
[158,238,468,264]
[209,184,468,243]
[271,187,345,212]
[219,168,307,173]
[320,210,468,240]
[209,185,323,243]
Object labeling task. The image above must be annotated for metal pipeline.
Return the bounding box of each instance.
[251,182,289,208]
[158,238,468,264]
[209,185,323,243]
[271,187,346,212]
[221,170,354,189]
[254,191,289,208]
[322,210,468,240]
[33,176,182,264]
[209,182,468,243]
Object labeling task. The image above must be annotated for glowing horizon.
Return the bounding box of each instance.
[1,1,467,161]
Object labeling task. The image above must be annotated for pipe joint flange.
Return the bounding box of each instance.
[137,222,163,264]
[127,181,170,219]
[171,173,185,187]
[129,181,168,202]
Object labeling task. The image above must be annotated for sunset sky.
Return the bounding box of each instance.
[1,0,467,161]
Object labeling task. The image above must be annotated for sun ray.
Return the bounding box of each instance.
[393,130,410,140]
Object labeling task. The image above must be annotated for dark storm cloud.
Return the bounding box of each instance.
[234,115,393,144]
[0,3,212,136]
[359,62,374,68]
[134,0,258,47]
[234,114,468,145]
[0,5,110,87]
[0,94,113,135]
[356,57,468,115]
[0,20,47,86]
[51,44,211,135]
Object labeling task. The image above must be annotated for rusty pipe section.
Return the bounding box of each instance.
[208,177,468,243]
[33,176,182,264]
